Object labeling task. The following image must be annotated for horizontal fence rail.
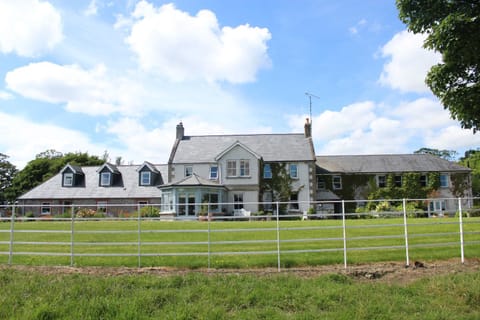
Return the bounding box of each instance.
[0,198,479,271]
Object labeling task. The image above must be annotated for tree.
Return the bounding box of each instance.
[0,153,18,204]
[8,150,104,200]
[459,149,480,197]
[414,147,457,161]
[397,0,480,131]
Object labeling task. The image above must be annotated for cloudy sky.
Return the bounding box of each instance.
[1,0,479,168]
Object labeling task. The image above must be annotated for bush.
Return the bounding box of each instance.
[138,206,160,218]
[76,208,97,218]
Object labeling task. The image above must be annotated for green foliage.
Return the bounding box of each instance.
[368,173,439,206]
[138,206,160,218]
[459,149,480,197]
[397,0,480,131]
[414,147,457,161]
[7,150,104,200]
[260,162,293,213]
[1,265,480,319]
[0,153,18,203]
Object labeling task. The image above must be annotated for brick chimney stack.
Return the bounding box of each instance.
[304,118,312,138]
[176,122,184,140]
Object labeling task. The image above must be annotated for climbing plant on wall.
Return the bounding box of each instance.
[259,161,293,213]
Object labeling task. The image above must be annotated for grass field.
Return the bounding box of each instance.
[1,217,479,268]
[0,266,479,319]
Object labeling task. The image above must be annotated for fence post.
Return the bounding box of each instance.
[458,198,465,264]
[276,201,281,272]
[341,200,347,269]
[207,203,211,270]
[402,198,410,267]
[8,203,16,265]
[70,204,75,267]
[137,203,141,268]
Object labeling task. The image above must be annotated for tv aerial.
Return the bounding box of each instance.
[305,92,320,124]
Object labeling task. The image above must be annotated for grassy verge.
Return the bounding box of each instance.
[0,267,479,319]
[0,218,479,268]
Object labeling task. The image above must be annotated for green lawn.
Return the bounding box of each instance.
[1,217,479,268]
[0,267,479,320]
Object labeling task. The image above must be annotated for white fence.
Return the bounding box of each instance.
[1,198,479,271]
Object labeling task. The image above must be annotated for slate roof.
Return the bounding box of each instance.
[316,154,470,174]
[160,173,225,188]
[171,134,316,163]
[18,164,168,200]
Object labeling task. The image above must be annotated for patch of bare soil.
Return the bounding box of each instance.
[2,258,479,285]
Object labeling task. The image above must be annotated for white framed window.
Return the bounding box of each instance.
[63,173,74,186]
[440,174,449,188]
[140,171,151,186]
[100,172,111,186]
[429,200,446,212]
[332,176,342,190]
[239,160,250,176]
[420,175,428,187]
[289,164,298,179]
[185,166,193,177]
[41,202,51,215]
[289,192,299,211]
[263,164,272,179]
[233,193,244,210]
[210,166,218,179]
[227,160,237,177]
[161,191,173,212]
[394,175,402,187]
[377,175,386,188]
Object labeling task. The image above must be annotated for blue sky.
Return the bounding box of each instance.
[1,0,479,168]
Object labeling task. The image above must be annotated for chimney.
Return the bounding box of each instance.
[176,122,184,140]
[304,118,312,138]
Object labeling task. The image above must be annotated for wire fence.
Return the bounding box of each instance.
[1,198,479,271]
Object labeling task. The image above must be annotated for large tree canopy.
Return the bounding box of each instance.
[397,0,480,131]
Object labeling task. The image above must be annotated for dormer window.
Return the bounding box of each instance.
[63,173,74,186]
[100,172,111,186]
[140,171,151,186]
[136,161,161,187]
[61,164,84,187]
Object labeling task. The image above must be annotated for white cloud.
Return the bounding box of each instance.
[5,62,145,116]
[288,101,377,141]
[379,30,441,93]
[0,91,13,100]
[288,98,480,156]
[0,0,63,57]
[390,97,455,130]
[349,19,367,35]
[124,2,271,83]
[424,126,480,151]
[84,0,98,16]
[0,112,105,169]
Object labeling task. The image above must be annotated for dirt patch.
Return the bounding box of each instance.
[2,258,479,285]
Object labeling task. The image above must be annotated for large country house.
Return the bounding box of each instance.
[17,120,472,217]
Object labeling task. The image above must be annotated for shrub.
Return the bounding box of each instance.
[76,208,97,218]
[138,206,160,218]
